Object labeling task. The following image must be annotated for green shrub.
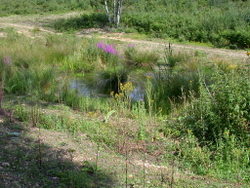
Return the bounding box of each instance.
[185,69,250,144]
[222,29,250,49]
[212,131,250,181]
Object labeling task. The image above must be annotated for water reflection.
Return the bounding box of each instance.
[70,79,145,102]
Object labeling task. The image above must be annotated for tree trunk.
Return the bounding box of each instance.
[116,0,123,27]
[113,0,117,25]
[104,0,112,23]
[104,0,123,27]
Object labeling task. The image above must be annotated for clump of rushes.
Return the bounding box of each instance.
[97,68,128,94]
[124,44,159,69]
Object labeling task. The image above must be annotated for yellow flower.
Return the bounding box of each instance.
[228,64,237,70]
[246,51,250,56]
[120,82,133,93]
[146,75,152,79]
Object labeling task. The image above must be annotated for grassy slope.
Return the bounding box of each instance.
[0,11,249,187]
[1,98,247,188]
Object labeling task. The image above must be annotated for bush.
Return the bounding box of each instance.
[121,0,250,49]
[222,30,250,49]
[185,69,250,144]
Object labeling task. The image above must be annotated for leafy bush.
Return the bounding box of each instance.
[222,29,250,49]
[185,68,250,144]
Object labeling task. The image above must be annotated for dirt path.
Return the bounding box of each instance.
[97,34,247,61]
[0,13,248,62]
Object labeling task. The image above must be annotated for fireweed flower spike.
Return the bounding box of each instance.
[97,42,106,49]
[104,44,118,55]
[97,42,118,55]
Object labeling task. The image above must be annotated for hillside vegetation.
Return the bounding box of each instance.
[1,0,249,49]
[0,0,91,16]
[0,0,250,187]
[0,28,250,186]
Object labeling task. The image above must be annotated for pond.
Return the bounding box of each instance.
[70,79,145,102]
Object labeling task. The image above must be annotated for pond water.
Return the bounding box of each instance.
[70,79,145,102]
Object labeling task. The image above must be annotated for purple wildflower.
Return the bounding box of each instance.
[104,44,118,55]
[96,42,118,55]
[3,56,12,65]
[97,42,106,49]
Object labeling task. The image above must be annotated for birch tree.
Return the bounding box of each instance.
[104,0,124,27]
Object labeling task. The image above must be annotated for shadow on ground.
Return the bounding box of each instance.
[0,111,116,188]
[50,13,109,32]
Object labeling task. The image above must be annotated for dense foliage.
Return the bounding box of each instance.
[0,0,92,16]
[123,0,250,48]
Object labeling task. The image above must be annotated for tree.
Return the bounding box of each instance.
[104,0,124,27]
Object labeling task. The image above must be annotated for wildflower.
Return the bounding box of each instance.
[97,42,105,49]
[2,56,12,65]
[120,82,134,93]
[228,64,237,70]
[97,42,118,55]
[104,44,118,55]
[145,75,153,79]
